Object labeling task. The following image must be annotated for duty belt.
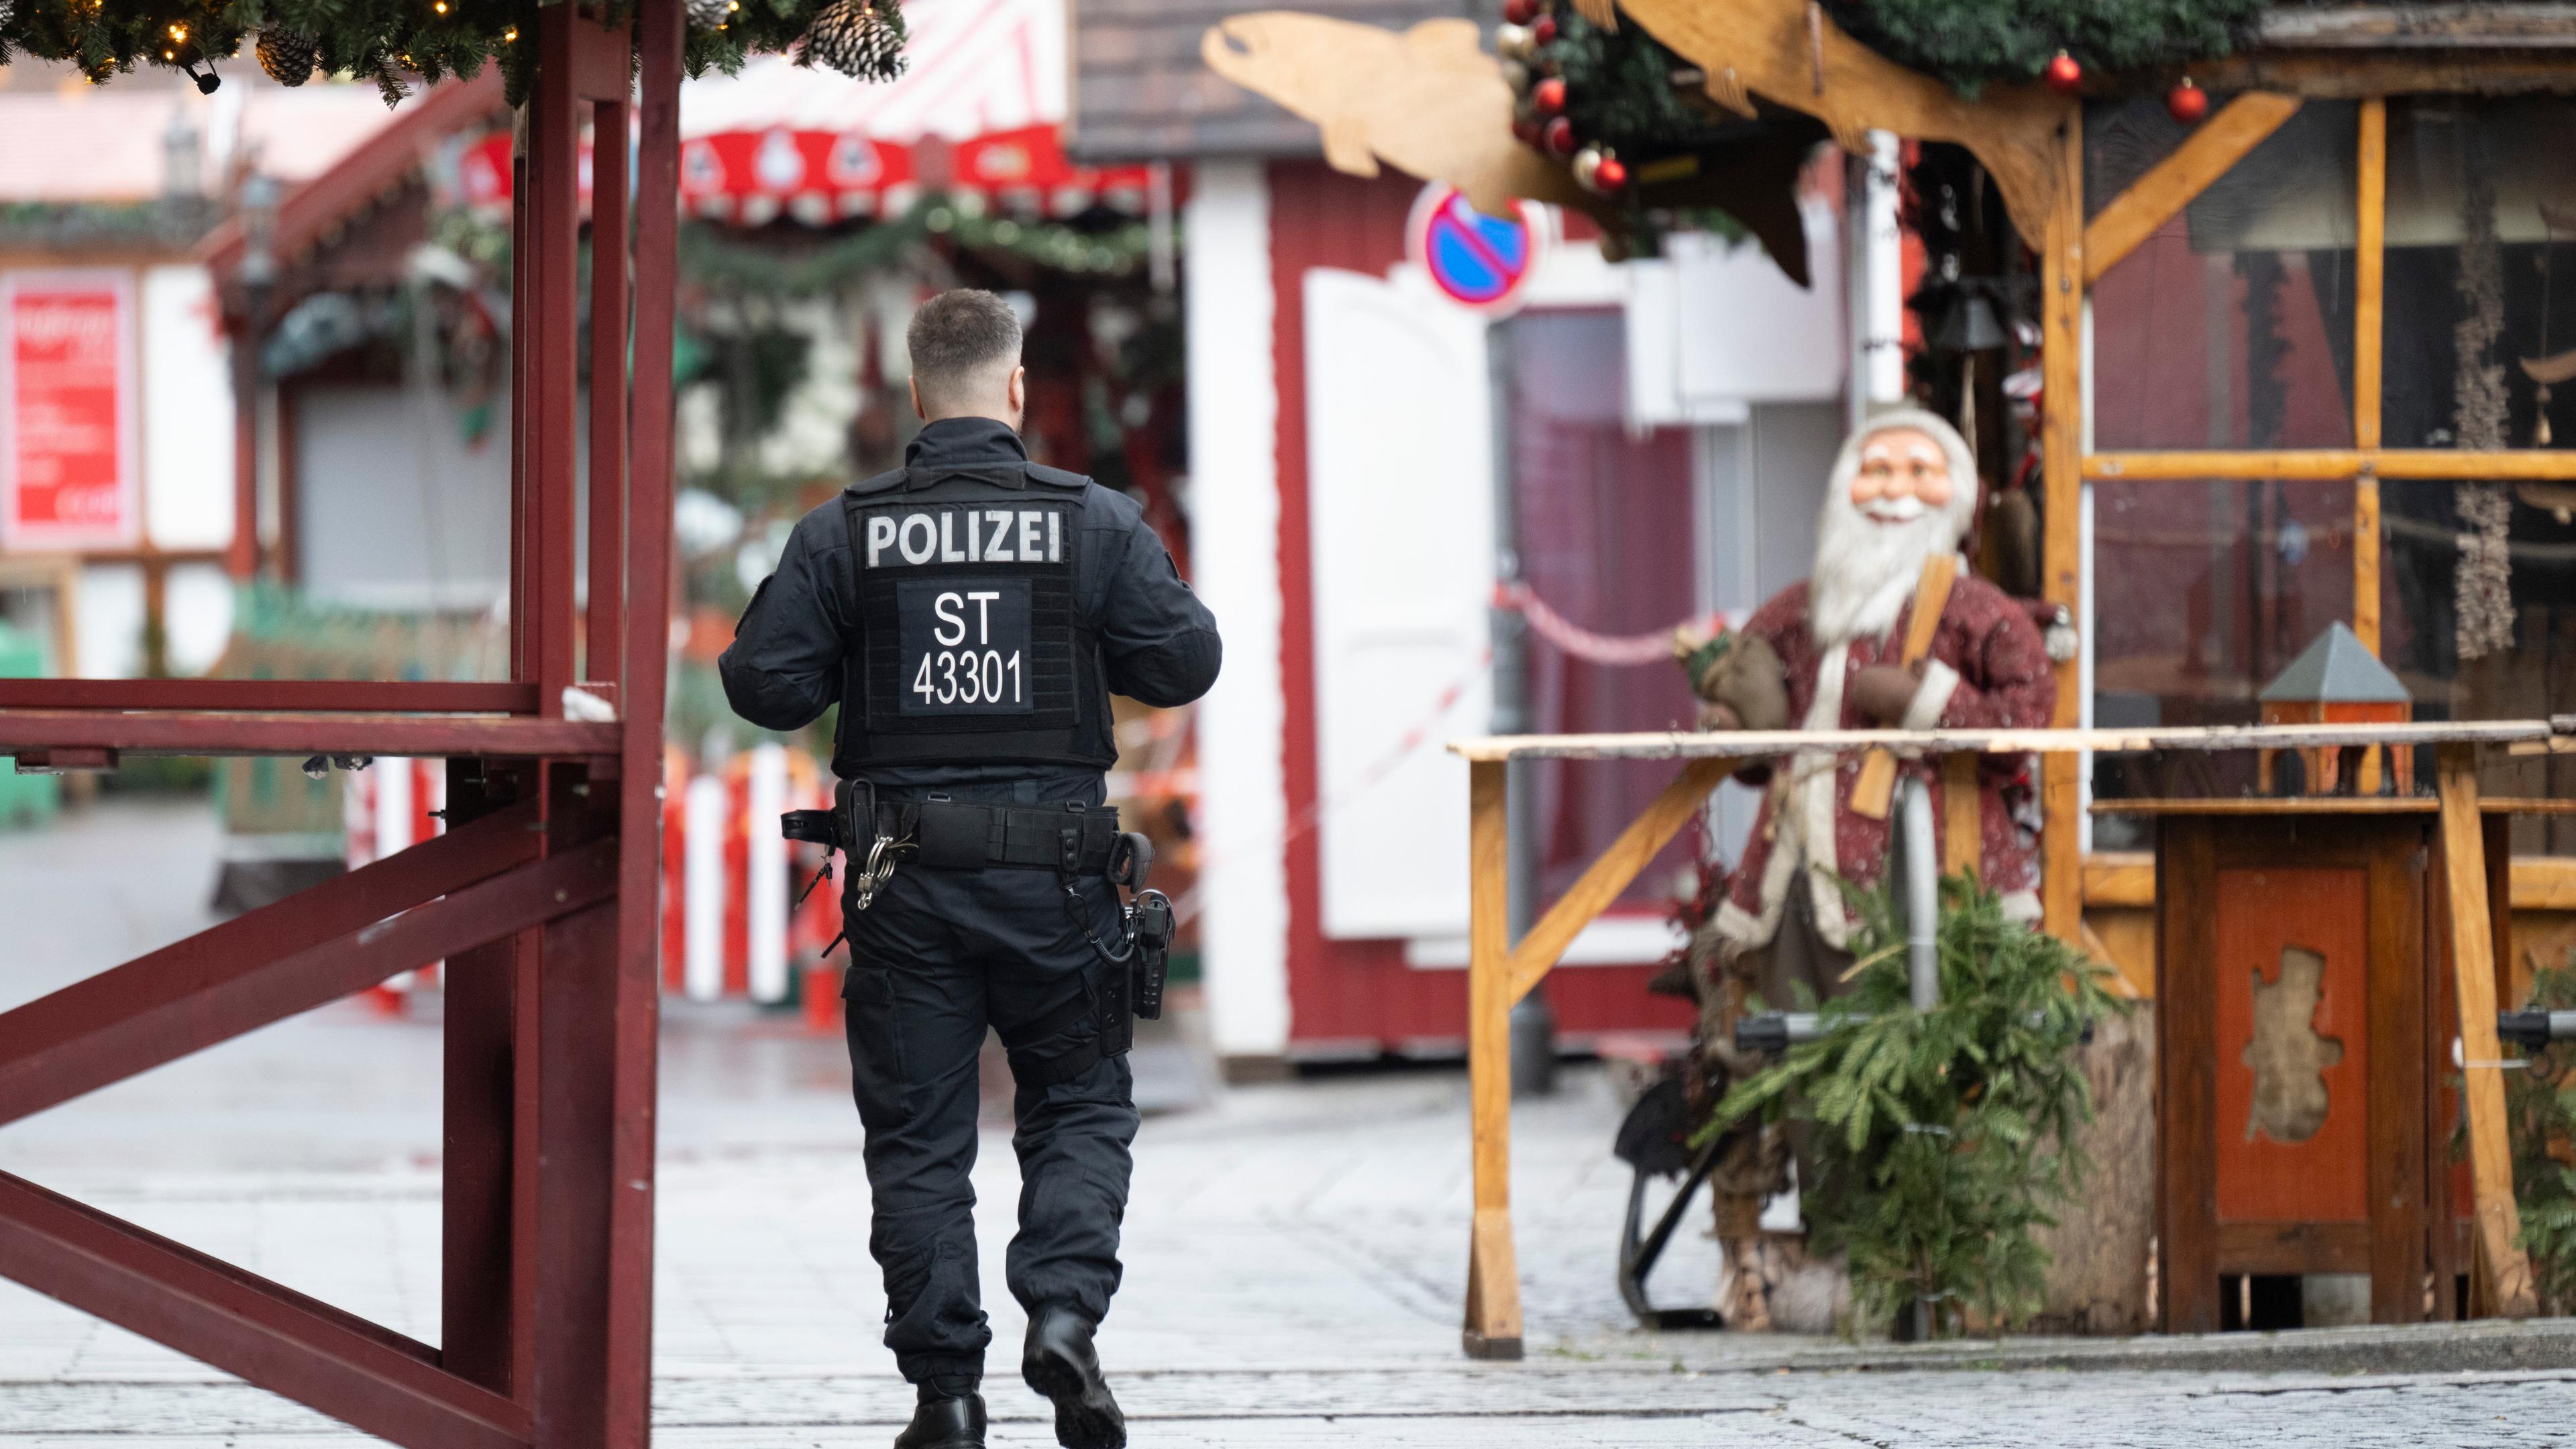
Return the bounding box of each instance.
[782,780,1171,1026]
[784,783,1120,869]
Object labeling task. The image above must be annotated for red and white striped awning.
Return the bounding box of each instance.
[677,0,1147,224]
[451,0,1148,225]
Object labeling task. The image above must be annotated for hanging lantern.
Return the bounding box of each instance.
[2167,78,2209,124]
[2043,50,2082,96]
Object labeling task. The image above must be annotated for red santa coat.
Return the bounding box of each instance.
[1715,561,2057,955]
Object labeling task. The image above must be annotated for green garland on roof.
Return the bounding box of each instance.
[679,197,1160,297]
[1819,0,2271,95]
[0,0,899,108]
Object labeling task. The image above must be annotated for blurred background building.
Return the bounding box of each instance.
[0,0,1878,1072]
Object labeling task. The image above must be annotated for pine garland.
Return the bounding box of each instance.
[1819,0,2271,95]
[1707,876,2127,1336]
[1538,9,1738,161]
[0,0,907,107]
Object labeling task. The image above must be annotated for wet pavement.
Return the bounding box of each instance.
[1,798,2571,1446]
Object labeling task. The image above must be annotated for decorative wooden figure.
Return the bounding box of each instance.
[2257,622,2412,796]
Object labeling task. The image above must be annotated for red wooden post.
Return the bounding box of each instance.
[441,761,537,1399]
[586,87,631,692]
[529,9,586,718]
[606,0,686,1438]
[510,140,533,686]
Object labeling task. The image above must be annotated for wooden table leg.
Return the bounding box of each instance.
[2435,744,2536,1318]
[1462,759,1523,1360]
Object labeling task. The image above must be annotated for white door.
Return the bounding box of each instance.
[1303,266,1493,940]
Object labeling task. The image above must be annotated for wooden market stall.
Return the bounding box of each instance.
[1417,1,2576,1356]
[1452,718,2574,1356]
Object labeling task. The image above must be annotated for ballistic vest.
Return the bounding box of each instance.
[836,461,1110,769]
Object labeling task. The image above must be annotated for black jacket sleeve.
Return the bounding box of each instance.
[717,501,852,732]
[1095,510,1221,708]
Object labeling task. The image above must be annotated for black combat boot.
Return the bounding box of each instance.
[894,1387,986,1449]
[1021,1306,1125,1449]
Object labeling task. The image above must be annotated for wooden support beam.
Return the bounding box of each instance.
[1462,759,1521,1360]
[0,712,618,758]
[1449,717,2559,762]
[1505,757,1736,1004]
[584,92,630,691]
[0,1171,531,1449]
[2353,99,2387,663]
[2436,745,2537,1318]
[0,803,543,1126]
[2040,108,2085,945]
[0,680,537,714]
[2082,92,2303,283]
[603,1,685,1440]
[2086,448,2576,481]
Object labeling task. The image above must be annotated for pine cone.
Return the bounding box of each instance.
[797,0,908,82]
[684,0,732,30]
[256,28,319,87]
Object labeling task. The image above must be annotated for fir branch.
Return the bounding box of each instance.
[1707,873,2127,1336]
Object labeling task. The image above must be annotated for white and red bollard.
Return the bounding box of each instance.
[663,743,843,1019]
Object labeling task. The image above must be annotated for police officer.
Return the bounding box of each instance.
[719,289,1220,1449]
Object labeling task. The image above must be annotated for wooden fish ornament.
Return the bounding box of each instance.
[1201,11,1816,282]
[1202,14,1595,219]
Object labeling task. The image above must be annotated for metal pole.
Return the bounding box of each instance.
[1898,775,1939,1012]
[1489,323,1554,1096]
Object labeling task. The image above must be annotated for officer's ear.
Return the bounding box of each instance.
[1007,366,1026,419]
[908,374,927,422]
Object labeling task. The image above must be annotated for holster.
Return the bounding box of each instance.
[1130,890,1173,1022]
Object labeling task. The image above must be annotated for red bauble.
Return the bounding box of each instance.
[2043,50,2081,95]
[2167,78,2208,123]
[1542,115,1576,158]
[1500,0,1536,23]
[1532,76,1566,115]
[1511,114,1541,147]
[1530,14,1557,44]
[1593,155,1627,193]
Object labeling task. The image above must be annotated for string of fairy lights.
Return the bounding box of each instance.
[0,0,906,105]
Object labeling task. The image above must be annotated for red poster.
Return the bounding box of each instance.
[2,271,138,550]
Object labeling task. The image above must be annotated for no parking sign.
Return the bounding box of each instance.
[1406,183,1541,314]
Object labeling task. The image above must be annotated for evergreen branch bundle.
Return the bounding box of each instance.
[1709,875,2127,1336]
[2504,953,2576,1315]
[0,0,904,107]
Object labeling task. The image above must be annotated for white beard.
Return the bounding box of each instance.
[1808,493,1956,647]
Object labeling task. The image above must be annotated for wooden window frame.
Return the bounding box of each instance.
[2043,93,2571,939]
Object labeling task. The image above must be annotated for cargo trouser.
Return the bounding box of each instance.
[841,843,1136,1396]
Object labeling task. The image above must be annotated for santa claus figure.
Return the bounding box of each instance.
[1703,408,2057,1006]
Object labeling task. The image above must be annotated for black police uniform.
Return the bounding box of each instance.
[718,417,1219,1427]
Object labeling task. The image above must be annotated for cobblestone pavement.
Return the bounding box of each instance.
[3,801,2573,1445]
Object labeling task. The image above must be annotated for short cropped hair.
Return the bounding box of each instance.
[908,289,1022,415]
